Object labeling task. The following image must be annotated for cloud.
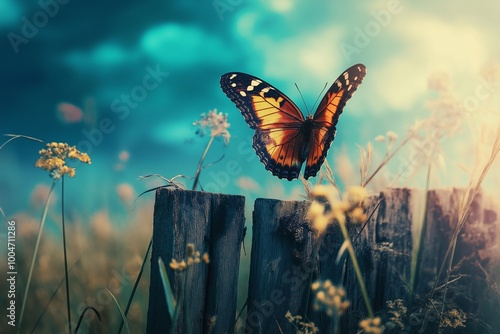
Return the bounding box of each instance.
[236,16,344,86]
[261,0,294,14]
[369,14,491,113]
[232,5,365,104]
[141,23,233,68]
[64,42,135,71]
[402,16,489,71]
[233,19,349,108]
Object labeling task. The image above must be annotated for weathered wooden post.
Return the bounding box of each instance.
[343,188,499,333]
[147,187,245,334]
[246,198,314,333]
[247,188,498,333]
[246,198,356,333]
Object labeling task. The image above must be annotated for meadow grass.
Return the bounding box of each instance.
[0,135,152,333]
[0,200,153,333]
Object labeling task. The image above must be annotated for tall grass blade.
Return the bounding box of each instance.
[410,163,432,303]
[61,175,72,333]
[31,259,80,334]
[117,239,152,334]
[74,306,101,333]
[0,134,43,150]
[158,257,177,320]
[18,178,58,334]
[105,288,131,334]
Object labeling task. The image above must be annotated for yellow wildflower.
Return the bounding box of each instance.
[202,252,210,264]
[308,185,369,236]
[311,280,350,317]
[285,311,319,334]
[349,206,367,224]
[35,142,91,179]
[345,186,367,209]
[169,244,208,272]
[359,317,383,334]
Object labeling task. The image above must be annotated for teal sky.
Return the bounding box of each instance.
[1,0,500,216]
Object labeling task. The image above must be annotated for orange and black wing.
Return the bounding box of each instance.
[220,72,308,180]
[304,64,367,179]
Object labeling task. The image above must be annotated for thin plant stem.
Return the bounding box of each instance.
[421,124,500,332]
[303,238,321,317]
[74,306,101,333]
[438,130,500,293]
[333,313,340,334]
[31,259,80,334]
[338,217,374,318]
[192,135,215,191]
[61,175,72,333]
[18,178,58,334]
[104,289,130,334]
[117,238,152,334]
[0,134,43,150]
[363,135,413,187]
[410,157,433,304]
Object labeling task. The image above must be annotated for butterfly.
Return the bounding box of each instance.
[220,64,366,181]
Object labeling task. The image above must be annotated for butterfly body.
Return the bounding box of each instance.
[220,64,366,180]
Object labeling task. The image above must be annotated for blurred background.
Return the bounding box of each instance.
[1,0,500,332]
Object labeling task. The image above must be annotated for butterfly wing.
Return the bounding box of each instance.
[304,64,367,179]
[220,72,308,180]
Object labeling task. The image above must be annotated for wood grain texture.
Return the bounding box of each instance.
[246,188,498,333]
[147,188,245,334]
[246,198,313,333]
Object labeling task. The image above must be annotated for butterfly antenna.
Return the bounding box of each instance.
[310,82,329,112]
[294,83,310,114]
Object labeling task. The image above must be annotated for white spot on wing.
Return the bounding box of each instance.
[239,91,247,97]
[230,74,237,80]
[343,72,349,80]
[251,79,261,86]
[261,87,270,93]
[247,85,254,91]
[231,83,236,87]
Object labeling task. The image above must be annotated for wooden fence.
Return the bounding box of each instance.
[147,187,498,333]
[146,188,245,333]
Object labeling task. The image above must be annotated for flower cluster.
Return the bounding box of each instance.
[358,317,383,334]
[307,185,368,236]
[386,299,406,330]
[440,308,466,329]
[193,109,231,144]
[284,311,318,334]
[35,142,91,179]
[311,280,350,317]
[169,243,209,272]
